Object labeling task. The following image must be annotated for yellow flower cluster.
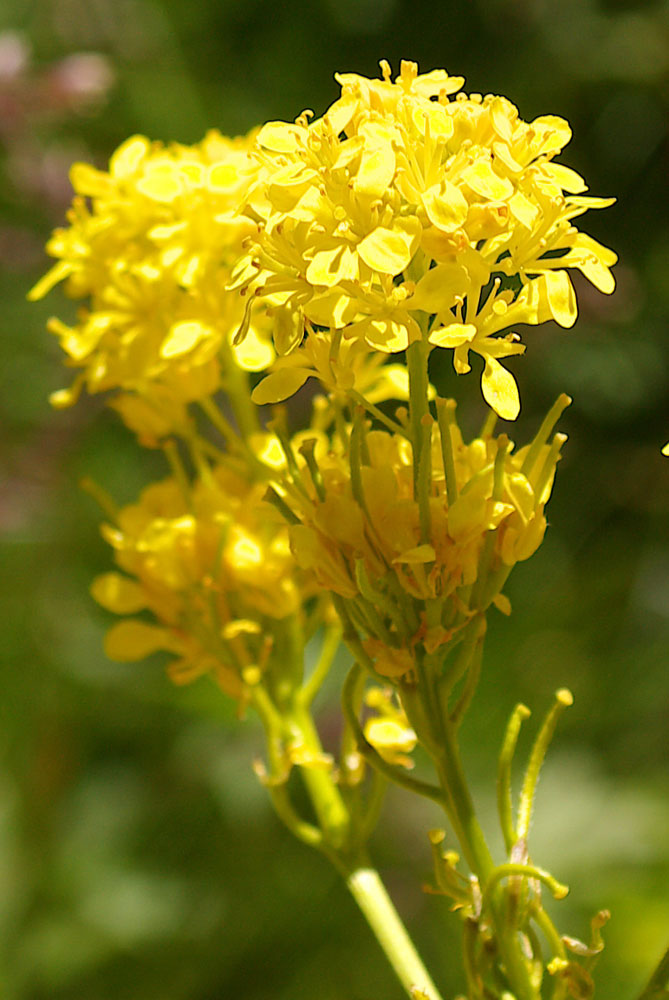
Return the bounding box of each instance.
[276,395,569,673]
[29,131,273,441]
[235,60,616,418]
[92,466,309,695]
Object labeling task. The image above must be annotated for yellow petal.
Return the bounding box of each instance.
[490,97,516,143]
[662,442,669,456]
[248,433,287,468]
[353,143,396,198]
[492,140,523,173]
[411,101,454,139]
[530,115,572,156]
[306,245,357,287]
[232,326,274,372]
[357,226,415,275]
[91,573,147,614]
[461,159,514,201]
[136,164,183,203]
[428,323,477,348]
[543,270,577,328]
[351,316,416,353]
[481,357,520,420]
[207,162,241,193]
[422,180,469,233]
[109,135,150,178]
[393,543,436,564]
[410,263,468,313]
[504,471,535,522]
[69,163,113,198]
[508,190,538,229]
[323,94,357,135]
[273,307,304,355]
[411,68,464,98]
[251,367,311,404]
[161,320,210,358]
[104,620,173,662]
[303,289,360,327]
[257,121,307,152]
[365,718,417,764]
[542,163,588,194]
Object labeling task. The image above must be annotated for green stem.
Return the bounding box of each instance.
[286,702,351,850]
[349,389,410,438]
[274,680,443,1000]
[346,866,445,1000]
[406,338,431,497]
[298,625,342,708]
[433,723,494,880]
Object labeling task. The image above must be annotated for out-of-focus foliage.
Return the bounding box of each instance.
[1,1,667,997]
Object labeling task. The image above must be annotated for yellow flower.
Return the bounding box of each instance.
[251,327,417,406]
[91,465,312,695]
[29,131,274,437]
[235,61,616,418]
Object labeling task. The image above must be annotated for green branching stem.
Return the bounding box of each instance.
[253,655,443,1000]
[349,389,411,438]
[298,625,342,708]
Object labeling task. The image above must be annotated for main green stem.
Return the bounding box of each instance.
[346,866,444,1000]
[284,699,444,1000]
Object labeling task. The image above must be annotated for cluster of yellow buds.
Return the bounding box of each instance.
[270,394,569,677]
[234,59,616,419]
[91,466,312,697]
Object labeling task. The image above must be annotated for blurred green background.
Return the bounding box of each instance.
[1,0,668,997]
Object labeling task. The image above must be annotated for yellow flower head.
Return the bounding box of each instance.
[29,131,274,439]
[275,393,569,672]
[235,60,616,419]
[91,465,311,694]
